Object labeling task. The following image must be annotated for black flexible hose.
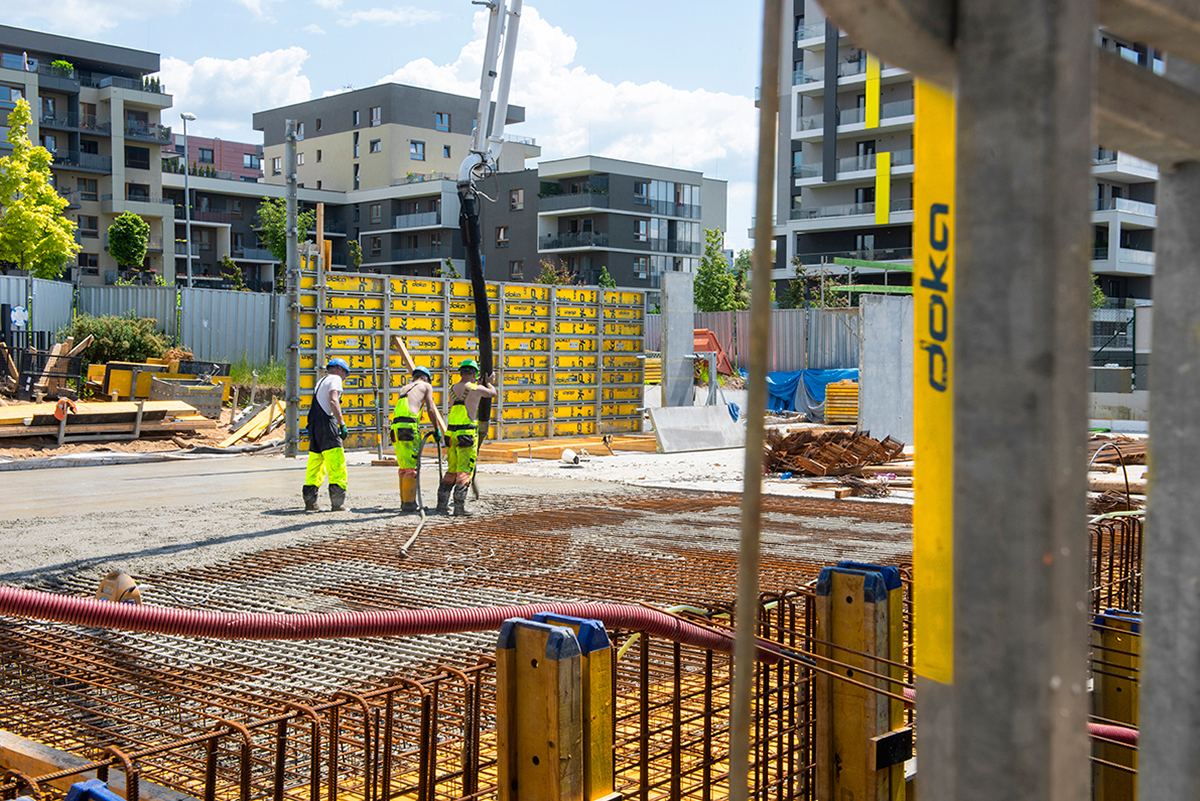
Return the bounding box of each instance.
[457,191,494,433]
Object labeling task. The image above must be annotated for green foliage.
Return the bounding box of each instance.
[255,197,316,264]
[536,256,581,285]
[50,60,73,76]
[693,228,738,312]
[107,211,150,269]
[61,313,167,370]
[220,254,246,291]
[597,264,617,288]
[230,355,286,389]
[348,240,364,270]
[0,99,80,278]
[785,257,850,308]
[438,257,459,278]
[1092,274,1107,310]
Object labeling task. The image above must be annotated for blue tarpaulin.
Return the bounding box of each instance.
[766,368,858,419]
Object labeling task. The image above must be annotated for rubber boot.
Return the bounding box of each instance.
[400,476,418,513]
[452,485,471,517]
[302,485,319,512]
[435,483,452,515]
[329,484,347,512]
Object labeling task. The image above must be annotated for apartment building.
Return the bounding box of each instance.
[774,2,1159,305]
[0,25,175,286]
[164,134,264,183]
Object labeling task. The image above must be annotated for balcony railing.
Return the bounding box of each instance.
[51,151,112,171]
[174,242,201,256]
[1093,246,1110,260]
[36,63,77,80]
[795,22,826,42]
[194,210,233,223]
[833,148,916,174]
[791,197,914,220]
[501,133,537,146]
[390,171,455,187]
[792,59,869,85]
[84,74,169,95]
[395,211,441,229]
[239,247,275,261]
[650,239,701,255]
[541,232,609,249]
[1117,247,1155,266]
[102,193,175,207]
[124,122,172,143]
[391,244,453,262]
[798,99,915,132]
[106,233,164,251]
[1094,149,1118,165]
[794,163,822,179]
[538,191,611,212]
[1094,197,1157,216]
[794,247,914,266]
[648,198,702,219]
[57,188,81,209]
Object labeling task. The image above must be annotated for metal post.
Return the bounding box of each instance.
[284,120,300,458]
[731,1,781,800]
[916,0,1095,798]
[1137,58,1200,801]
[181,113,196,288]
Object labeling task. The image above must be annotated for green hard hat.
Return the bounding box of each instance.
[459,358,479,372]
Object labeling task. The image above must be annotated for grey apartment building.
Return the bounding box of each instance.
[773,1,1160,305]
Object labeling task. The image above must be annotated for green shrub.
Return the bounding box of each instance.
[60,313,167,370]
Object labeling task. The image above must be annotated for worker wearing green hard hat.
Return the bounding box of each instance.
[390,364,447,513]
[303,357,351,512]
[437,358,497,516]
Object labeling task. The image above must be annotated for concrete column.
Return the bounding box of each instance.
[661,271,694,408]
[1137,59,1200,801]
[919,0,1095,799]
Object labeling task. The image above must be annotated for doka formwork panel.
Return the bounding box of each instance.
[296,271,647,447]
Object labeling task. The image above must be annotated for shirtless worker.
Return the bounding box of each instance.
[437,358,498,516]
[389,365,447,513]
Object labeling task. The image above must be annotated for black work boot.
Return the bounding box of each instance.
[303,485,319,512]
[435,483,452,515]
[329,484,347,512]
[452,485,471,517]
[401,500,419,513]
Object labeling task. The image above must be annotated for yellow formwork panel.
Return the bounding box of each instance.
[605,307,643,320]
[604,323,643,337]
[603,340,641,353]
[555,305,598,320]
[555,321,598,336]
[554,339,597,353]
[602,387,641,401]
[603,371,641,384]
[555,287,599,304]
[605,355,643,370]
[505,302,551,317]
[556,371,596,385]
[556,354,599,370]
[502,388,550,404]
[503,337,550,352]
[554,404,595,419]
[449,299,500,316]
[553,420,596,436]
[500,405,549,421]
[601,419,641,434]
[602,402,642,417]
[503,354,550,370]
[449,280,500,298]
[326,295,386,312]
[503,284,550,301]
[326,274,386,293]
[389,317,443,333]
[503,372,549,386]
[503,319,551,335]
[387,277,442,296]
[501,422,549,439]
[389,296,445,315]
[553,387,597,403]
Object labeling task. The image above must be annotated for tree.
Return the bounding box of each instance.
[784,257,850,308]
[536,256,581,285]
[597,264,616,288]
[693,227,738,312]
[0,99,80,278]
[347,240,364,270]
[1091,274,1107,310]
[255,197,316,264]
[107,211,150,273]
[220,254,246,291]
[438,257,459,279]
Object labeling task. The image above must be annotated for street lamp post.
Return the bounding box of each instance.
[180,112,197,288]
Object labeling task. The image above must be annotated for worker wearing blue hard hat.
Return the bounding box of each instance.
[303,356,351,511]
[390,364,447,512]
[437,358,497,516]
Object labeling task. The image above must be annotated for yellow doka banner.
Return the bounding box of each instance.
[913,79,955,685]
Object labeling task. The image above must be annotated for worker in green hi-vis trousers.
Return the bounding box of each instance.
[303,357,350,512]
[437,359,497,517]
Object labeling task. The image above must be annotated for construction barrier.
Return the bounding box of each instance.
[297,266,647,449]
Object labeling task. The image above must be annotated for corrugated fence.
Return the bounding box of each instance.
[78,286,179,339]
[180,288,282,365]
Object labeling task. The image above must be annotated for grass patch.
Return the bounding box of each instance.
[230,356,286,388]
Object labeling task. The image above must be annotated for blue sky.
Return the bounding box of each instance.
[12,1,767,250]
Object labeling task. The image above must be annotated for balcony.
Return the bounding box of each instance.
[101,193,175,215]
[648,199,702,219]
[1094,197,1156,217]
[106,233,164,251]
[538,191,610,212]
[798,99,915,134]
[395,211,441,229]
[792,59,868,86]
[391,244,453,262]
[791,197,914,220]
[194,210,233,224]
[540,232,609,249]
[314,219,346,235]
[650,239,701,255]
[794,247,914,266]
[35,63,80,93]
[51,151,113,172]
[56,188,81,210]
[390,171,455,187]
[1117,247,1154,266]
[237,247,275,261]
[1093,247,1109,260]
[85,74,170,96]
[123,121,172,144]
[501,133,537,146]
[174,241,201,256]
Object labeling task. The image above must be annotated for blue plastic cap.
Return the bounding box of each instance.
[1094,609,1142,634]
[815,566,888,603]
[532,612,612,654]
[496,618,582,661]
[837,561,903,592]
[65,780,124,801]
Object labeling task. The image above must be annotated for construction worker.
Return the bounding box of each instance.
[390,365,447,512]
[437,358,497,516]
[303,357,350,512]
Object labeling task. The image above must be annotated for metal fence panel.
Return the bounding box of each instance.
[29,279,73,334]
[646,313,662,352]
[0,275,28,315]
[181,288,271,364]
[1091,308,1135,351]
[78,286,178,338]
[273,294,289,363]
[807,308,860,369]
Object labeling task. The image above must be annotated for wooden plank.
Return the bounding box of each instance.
[0,400,199,426]
[34,340,69,391]
[0,342,17,382]
[859,462,915,477]
[64,335,94,358]
[0,419,217,438]
[391,335,417,372]
[217,403,277,448]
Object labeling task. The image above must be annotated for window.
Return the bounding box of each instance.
[352,110,360,126]
[369,139,381,154]
[369,203,381,223]
[634,219,648,241]
[510,188,524,211]
[369,106,381,126]
[80,139,98,154]
[316,118,322,132]
[353,163,360,190]
[569,180,585,195]
[243,153,261,169]
[353,206,360,223]
[443,145,451,159]
[435,112,450,132]
[316,149,322,162]
[856,140,876,157]
[496,226,509,247]
[634,257,649,278]
[125,109,148,125]
[634,181,649,203]
[40,134,56,153]
[40,96,54,120]
[316,180,322,189]
[0,85,23,104]
[353,132,359,158]
[198,229,213,251]
[272,156,281,175]
[76,178,97,201]
[430,231,442,248]
[233,232,244,251]
[77,252,99,274]
[370,237,381,256]
[410,140,425,161]
[297,152,305,166]
[198,147,214,164]
[80,102,97,128]
[124,145,150,170]
[855,186,875,204]
[231,199,243,219]
[125,182,150,201]
[297,122,305,140]
[79,216,99,238]
[509,260,523,279]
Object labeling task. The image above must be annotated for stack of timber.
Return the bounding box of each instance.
[764,429,905,476]
[0,401,215,440]
[217,400,286,449]
[370,433,660,466]
[1088,435,1148,465]
[0,343,18,395]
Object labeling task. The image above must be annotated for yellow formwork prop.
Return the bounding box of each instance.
[1092,611,1139,800]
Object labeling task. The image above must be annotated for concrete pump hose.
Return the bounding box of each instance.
[0,587,782,663]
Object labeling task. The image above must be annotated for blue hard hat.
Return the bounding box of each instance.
[413,365,431,380]
[327,357,350,372]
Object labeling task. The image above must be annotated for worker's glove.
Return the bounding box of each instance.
[338,423,349,440]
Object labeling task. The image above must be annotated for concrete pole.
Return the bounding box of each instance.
[918,0,1095,798]
[660,272,694,408]
[284,120,300,458]
[1137,58,1200,800]
[183,116,193,289]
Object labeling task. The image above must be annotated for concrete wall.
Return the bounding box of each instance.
[1090,390,1149,421]
[858,294,913,442]
[662,271,695,407]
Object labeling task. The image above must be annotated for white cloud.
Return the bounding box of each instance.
[337,7,443,27]
[229,0,281,19]
[160,48,313,143]
[377,5,758,245]
[313,0,342,7]
[302,23,327,34]
[9,0,187,35]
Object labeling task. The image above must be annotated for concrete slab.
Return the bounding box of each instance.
[648,405,745,453]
